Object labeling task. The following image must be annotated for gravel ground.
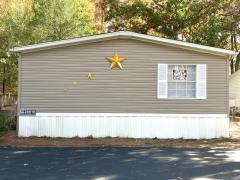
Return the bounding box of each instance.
[0,121,239,149]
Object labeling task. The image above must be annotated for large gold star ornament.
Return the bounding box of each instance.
[106,51,126,70]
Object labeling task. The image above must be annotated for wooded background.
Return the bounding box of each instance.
[0,0,239,94]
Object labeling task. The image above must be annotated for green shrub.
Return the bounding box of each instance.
[0,114,5,129]
[0,113,16,133]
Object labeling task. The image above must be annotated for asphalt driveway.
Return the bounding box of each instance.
[0,147,240,180]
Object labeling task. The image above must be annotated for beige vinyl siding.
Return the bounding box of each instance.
[229,71,240,107]
[20,38,228,114]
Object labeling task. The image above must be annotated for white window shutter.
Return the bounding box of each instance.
[196,64,207,99]
[158,64,168,98]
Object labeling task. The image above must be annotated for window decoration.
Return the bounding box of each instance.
[173,69,187,80]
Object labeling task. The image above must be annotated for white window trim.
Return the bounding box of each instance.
[157,64,207,100]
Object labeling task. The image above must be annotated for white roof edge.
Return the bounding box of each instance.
[11,31,236,56]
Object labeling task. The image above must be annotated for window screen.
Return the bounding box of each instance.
[167,65,196,99]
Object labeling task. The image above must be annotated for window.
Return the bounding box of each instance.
[157,64,206,99]
[167,65,196,99]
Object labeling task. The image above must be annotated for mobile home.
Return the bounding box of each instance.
[229,68,240,108]
[12,31,235,139]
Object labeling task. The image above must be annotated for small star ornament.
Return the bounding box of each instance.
[87,72,93,80]
[64,88,68,95]
[72,81,78,85]
[106,51,126,70]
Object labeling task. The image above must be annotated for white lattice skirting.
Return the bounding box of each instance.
[18,113,229,139]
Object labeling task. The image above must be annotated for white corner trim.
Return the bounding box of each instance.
[11,31,235,56]
[19,113,229,139]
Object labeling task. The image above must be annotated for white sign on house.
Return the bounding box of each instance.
[173,69,187,80]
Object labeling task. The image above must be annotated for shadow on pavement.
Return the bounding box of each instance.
[0,147,240,180]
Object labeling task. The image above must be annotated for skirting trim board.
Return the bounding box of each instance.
[18,113,229,139]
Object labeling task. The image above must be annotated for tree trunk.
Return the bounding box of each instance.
[2,64,5,94]
[235,52,240,72]
[231,34,234,50]
[233,32,239,71]
[230,34,235,73]
[231,58,234,74]
[233,33,238,51]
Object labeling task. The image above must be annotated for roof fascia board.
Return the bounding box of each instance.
[127,36,230,57]
[11,31,235,57]
[127,32,234,57]
[11,32,121,54]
